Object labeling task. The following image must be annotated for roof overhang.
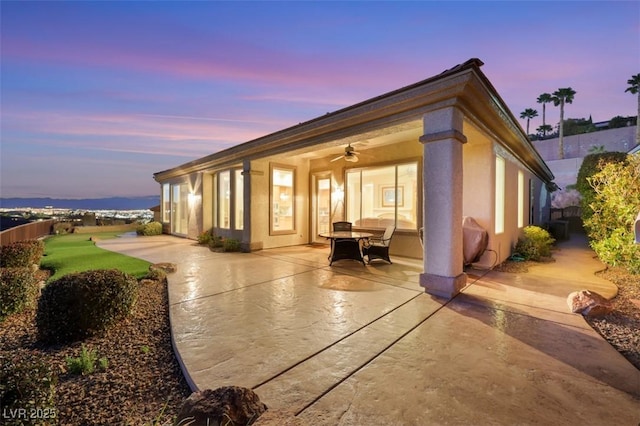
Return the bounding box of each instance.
[154,58,554,185]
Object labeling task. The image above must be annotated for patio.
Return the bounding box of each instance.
[98,234,640,424]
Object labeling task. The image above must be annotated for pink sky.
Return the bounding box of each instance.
[1,1,638,198]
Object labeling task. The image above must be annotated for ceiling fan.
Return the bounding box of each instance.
[330,144,360,163]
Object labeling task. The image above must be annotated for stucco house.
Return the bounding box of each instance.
[153,58,555,299]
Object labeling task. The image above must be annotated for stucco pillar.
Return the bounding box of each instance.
[419,107,467,299]
[241,160,252,252]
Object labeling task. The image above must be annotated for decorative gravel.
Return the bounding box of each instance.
[586,267,640,370]
[0,278,191,425]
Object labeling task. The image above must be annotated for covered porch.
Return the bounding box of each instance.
[154,59,554,299]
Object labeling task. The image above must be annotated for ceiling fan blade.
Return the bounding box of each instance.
[330,155,343,162]
[352,151,361,155]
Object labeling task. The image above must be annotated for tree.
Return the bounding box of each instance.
[551,87,576,159]
[536,93,553,137]
[519,108,538,136]
[625,73,640,146]
[536,124,553,139]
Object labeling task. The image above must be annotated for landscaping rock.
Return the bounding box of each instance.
[567,290,614,317]
[150,262,177,273]
[175,386,267,426]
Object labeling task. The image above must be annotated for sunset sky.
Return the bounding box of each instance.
[1,1,638,199]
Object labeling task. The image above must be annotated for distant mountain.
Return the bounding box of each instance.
[0,196,160,210]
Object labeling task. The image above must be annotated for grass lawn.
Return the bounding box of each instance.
[41,232,151,282]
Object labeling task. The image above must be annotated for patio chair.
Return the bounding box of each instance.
[328,221,353,261]
[332,221,352,231]
[363,225,395,264]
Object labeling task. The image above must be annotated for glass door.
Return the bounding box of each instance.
[313,175,331,243]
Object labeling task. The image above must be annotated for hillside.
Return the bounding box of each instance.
[0,196,160,210]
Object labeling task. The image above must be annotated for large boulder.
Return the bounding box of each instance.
[175,386,267,426]
[567,290,614,317]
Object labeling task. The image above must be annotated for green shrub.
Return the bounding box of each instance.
[0,268,40,322]
[514,226,555,261]
[0,353,57,426]
[37,269,139,344]
[0,240,45,268]
[136,221,163,236]
[223,238,241,252]
[65,345,108,375]
[576,152,627,222]
[197,229,213,245]
[584,155,640,274]
[208,235,224,249]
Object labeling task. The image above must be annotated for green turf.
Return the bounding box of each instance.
[41,233,151,282]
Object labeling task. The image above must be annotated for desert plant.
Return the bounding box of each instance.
[0,353,57,425]
[37,269,139,344]
[584,155,640,274]
[65,345,108,375]
[144,267,166,282]
[514,226,555,261]
[136,221,163,236]
[0,240,45,268]
[0,267,40,322]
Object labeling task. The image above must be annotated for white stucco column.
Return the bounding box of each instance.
[241,159,252,252]
[419,107,467,299]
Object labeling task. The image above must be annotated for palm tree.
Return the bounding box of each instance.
[551,87,576,159]
[536,124,553,139]
[520,108,538,136]
[536,93,553,137]
[625,74,640,146]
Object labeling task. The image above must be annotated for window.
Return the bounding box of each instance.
[171,183,189,235]
[235,170,244,230]
[495,156,505,234]
[218,170,231,229]
[346,162,418,230]
[518,171,524,228]
[162,184,170,223]
[271,165,295,234]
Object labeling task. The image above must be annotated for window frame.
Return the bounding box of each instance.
[345,160,420,231]
[270,163,296,236]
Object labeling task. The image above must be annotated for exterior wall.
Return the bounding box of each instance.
[462,123,549,268]
[249,156,310,250]
[533,126,636,161]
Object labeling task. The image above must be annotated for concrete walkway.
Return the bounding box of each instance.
[98,234,640,425]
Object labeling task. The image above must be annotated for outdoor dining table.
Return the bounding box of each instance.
[319,231,373,265]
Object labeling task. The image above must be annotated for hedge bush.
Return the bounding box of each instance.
[514,226,555,261]
[36,269,139,344]
[576,152,627,222]
[0,353,57,426]
[584,155,640,274]
[136,221,163,236]
[0,268,39,322]
[0,240,45,268]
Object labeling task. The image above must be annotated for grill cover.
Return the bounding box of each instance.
[462,216,488,265]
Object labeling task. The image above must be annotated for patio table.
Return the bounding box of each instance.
[320,231,373,265]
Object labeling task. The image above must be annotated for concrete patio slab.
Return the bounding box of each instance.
[97,234,640,425]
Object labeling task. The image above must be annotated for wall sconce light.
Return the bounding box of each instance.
[188,192,200,204]
[333,187,344,202]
